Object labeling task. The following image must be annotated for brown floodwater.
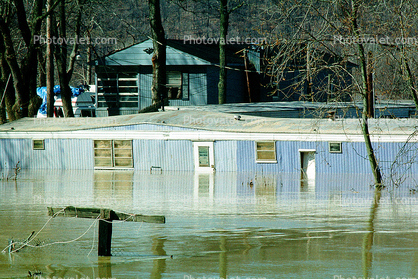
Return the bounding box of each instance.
[0,170,417,279]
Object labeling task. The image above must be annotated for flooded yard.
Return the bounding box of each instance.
[0,170,417,279]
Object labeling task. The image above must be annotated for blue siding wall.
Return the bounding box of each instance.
[0,139,93,170]
[133,139,193,171]
[236,140,418,175]
[2,136,418,175]
[169,72,207,106]
[139,73,153,110]
[214,141,237,172]
[189,72,208,105]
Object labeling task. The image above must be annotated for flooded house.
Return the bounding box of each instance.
[0,110,417,185]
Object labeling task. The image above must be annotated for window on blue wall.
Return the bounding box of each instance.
[33,139,45,150]
[255,141,277,163]
[167,71,189,100]
[329,142,342,153]
[94,140,133,168]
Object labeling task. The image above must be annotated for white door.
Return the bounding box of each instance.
[193,142,215,172]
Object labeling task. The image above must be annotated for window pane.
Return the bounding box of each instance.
[94,149,112,157]
[33,140,45,150]
[114,158,133,167]
[94,140,112,148]
[166,71,181,86]
[256,142,275,151]
[168,87,181,99]
[114,149,132,158]
[257,151,276,160]
[114,140,132,149]
[118,80,137,87]
[95,157,112,167]
[329,142,342,153]
[256,141,276,161]
[198,146,210,167]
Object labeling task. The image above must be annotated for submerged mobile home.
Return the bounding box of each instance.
[0,111,417,181]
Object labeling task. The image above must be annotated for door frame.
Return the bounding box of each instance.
[193,141,215,172]
[299,149,316,180]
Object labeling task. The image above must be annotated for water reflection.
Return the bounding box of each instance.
[219,236,227,279]
[94,171,133,206]
[151,237,167,279]
[98,256,112,278]
[0,170,417,278]
[362,188,382,278]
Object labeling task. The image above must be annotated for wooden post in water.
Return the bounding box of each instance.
[47,206,165,256]
[98,209,115,256]
[98,219,112,256]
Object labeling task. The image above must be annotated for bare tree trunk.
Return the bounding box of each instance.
[0,18,28,118]
[87,35,92,85]
[21,0,43,117]
[306,43,313,101]
[46,0,55,117]
[149,0,166,107]
[38,51,46,87]
[397,1,418,111]
[0,0,52,119]
[366,51,374,118]
[403,58,418,110]
[351,0,382,187]
[55,0,74,117]
[0,39,17,121]
[218,0,228,104]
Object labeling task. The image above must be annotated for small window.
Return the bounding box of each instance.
[33,139,45,150]
[256,141,276,162]
[94,140,133,168]
[329,142,342,153]
[198,146,210,167]
[167,71,189,100]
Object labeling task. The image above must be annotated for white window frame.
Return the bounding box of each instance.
[329,142,342,153]
[193,142,215,172]
[255,141,277,163]
[93,139,133,169]
[33,139,45,150]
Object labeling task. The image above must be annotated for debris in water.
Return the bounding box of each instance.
[28,270,42,277]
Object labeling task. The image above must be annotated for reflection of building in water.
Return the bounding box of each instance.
[194,173,214,201]
[253,175,277,204]
[22,169,418,213]
[94,171,133,205]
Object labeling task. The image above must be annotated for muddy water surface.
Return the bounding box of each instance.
[0,170,417,279]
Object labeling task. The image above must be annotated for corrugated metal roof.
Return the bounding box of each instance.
[163,100,417,114]
[1,110,417,136]
[100,39,245,66]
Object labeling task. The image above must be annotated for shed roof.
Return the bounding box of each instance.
[0,110,417,137]
[98,39,246,67]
